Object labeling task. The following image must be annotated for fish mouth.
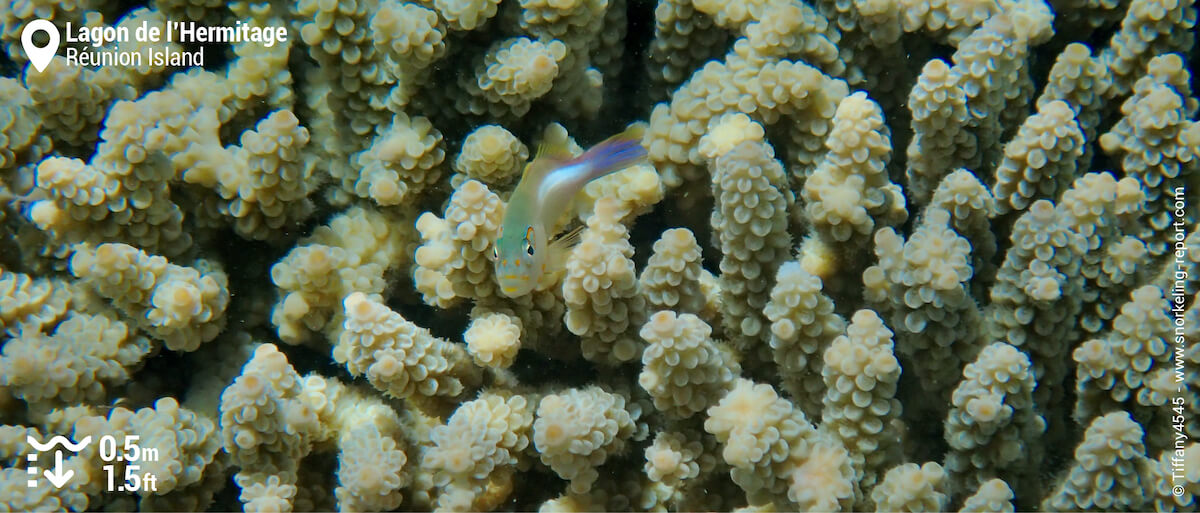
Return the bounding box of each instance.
[497,274,529,297]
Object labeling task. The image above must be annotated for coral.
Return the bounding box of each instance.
[29,115,191,257]
[1035,42,1112,171]
[944,342,1045,497]
[1073,285,1173,420]
[960,479,1016,513]
[820,309,902,493]
[710,140,792,360]
[986,200,1087,408]
[1056,172,1147,333]
[335,292,478,409]
[0,310,151,406]
[533,387,636,494]
[864,207,980,394]
[643,429,709,490]
[574,162,664,222]
[991,100,1086,214]
[802,91,903,247]
[906,59,974,206]
[1147,443,1200,512]
[643,0,728,102]
[123,397,223,494]
[948,3,1055,171]
[1100,53,1199,256]
[70,242,228,352]
[872,462,949,512]
[638,310,739,419]
[237,473,297,513]
[704,378,854,509]
[0,78,47,173]
[1041,411,1149,511]
[0,267,71,336]
[270,206,408,344]
[562,198,646,365]
[1100,0,1196,97]
[219,344,320,475]
[434,0,502,31]
[645,45,849,187]
[23,59,131,153]
[698,112,766,161]
[347,112,445,207]
[453,124,529,187]
[412,180,505,308]
[334,423,409,512]
[215,110,316,241]
[463,311,522,369]
[371,0,446,109]
[639,228,706,315]
[424,392,532,509]
[927,169,998,285]
[457,37,569,118]
[4,0,1200,509]
[764,261,845,416]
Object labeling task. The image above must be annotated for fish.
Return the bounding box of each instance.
[493,125,647,298]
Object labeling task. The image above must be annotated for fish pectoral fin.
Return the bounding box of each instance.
[541,225,585,281]
[549,225,585,252]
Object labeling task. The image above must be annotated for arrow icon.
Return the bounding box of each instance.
[43,450,73,489]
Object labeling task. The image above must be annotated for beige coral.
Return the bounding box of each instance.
[639,228,706,315]
[464,312,522,369]
[70,242,228,352]
[563,199,646,365]
[0,311,150,406]
[820,310,901,493]
[270,206,407,343]
[533,387,636,494]
[710,140,792,360]
[453,124,529,187]
[335,423,409,512]
[457,37,569,117]
[764,260,844,416]
[413,180,505,308]
[424,392,532,509]
[335,292,478,409]
[638,311,739,419]
[872,462,949,512]
[349,112,445,207]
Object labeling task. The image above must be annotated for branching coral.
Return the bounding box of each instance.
[335,292,479,411]
[710,139,792,361]
[2,0,1199,510]
[865,206,981,394]
[533,387,637,494]
[424,392,532,510]
[639,310,739,419]
[563,198,647,365]
[70,242,228,352]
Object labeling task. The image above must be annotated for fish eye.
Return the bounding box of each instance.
[523,240,535,257]
[491,246,498,261]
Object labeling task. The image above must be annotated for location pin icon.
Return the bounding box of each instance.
[22,20,59,73]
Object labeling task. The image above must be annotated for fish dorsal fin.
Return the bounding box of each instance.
[534,134,575,163]
[522,133,575,181]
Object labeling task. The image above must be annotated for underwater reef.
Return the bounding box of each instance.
[1,0,1199,510]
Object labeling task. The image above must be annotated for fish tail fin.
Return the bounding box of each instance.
[576,124,647,181]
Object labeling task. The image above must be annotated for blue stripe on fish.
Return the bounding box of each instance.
[573,126,647,182]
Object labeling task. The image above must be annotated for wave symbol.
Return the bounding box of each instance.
[27,435,92,453]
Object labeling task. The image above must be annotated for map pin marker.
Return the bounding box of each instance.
[22,20,59,73]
